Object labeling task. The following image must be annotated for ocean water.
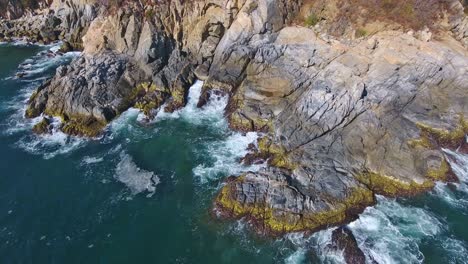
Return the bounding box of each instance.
[0,43,467,263]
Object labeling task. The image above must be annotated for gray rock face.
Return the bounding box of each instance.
[210,1,468,235]
[0,0,97,48]
[24,0,300,128]
[0,0,50,20]
[330,227,366,264]
[14,0,468,239]
[27,52,145,124]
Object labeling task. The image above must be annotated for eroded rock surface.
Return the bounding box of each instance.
[0,0,97,48]
[12,0,468,239]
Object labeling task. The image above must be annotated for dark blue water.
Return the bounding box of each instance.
[0,43,467,264]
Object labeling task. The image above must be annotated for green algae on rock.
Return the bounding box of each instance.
[356,172,435,197]
[408,117,468,150]
[32,117,51,135]
[132,82,169,117]
[60,116,107,138]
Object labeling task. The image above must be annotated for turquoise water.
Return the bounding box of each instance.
[0,43,467,263]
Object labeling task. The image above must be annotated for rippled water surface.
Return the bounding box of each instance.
[0,43,467,263]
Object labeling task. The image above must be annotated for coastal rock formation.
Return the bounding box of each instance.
[0,0,97,48]
[9,0,468,243]
[24,0,299,135]
[26,52,145,136]
[212,1,468,235]
[329,227,366,264]
[0,0,50,20]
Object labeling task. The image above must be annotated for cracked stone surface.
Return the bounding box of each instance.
[10,0,468,236]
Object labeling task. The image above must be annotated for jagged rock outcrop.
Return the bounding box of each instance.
[26,52,147,136]
[329,227,366,264]
[0,0,50,20]
[13,0,468,240]
[215,25,468,234]
[24,0,300,135]
[209,1,468,235]
[0,0,97,48]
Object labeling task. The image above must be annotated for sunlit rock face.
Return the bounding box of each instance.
[7,0,468,236]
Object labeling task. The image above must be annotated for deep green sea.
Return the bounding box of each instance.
[0,43,467,264]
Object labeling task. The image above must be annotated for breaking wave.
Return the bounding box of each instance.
[284,231,345,264]
[280,193,467,264]
[193,131,263,183]
[0,43,83,159]
[156,80,228,128]
[81,156,104,165]
[348,196,441,264]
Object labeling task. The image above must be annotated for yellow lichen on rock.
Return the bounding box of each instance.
[135,100,158,116]
[409,117,467,149]
[356,171,434,197]
[228,112,272,132]
[60,115,107,137]
[215,176,374,234]
[257,137,296,170]
[426,158,451,181]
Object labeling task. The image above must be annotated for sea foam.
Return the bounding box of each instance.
[155,80,228,128]
[348,196,442,264]
[114,152,160,197]
[1,44,83,159]
[193,131,263,183]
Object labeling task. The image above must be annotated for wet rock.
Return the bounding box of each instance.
[15,72,26,78]
[58,41,72,53]
[329,227,366,264]
[214,168,375,236]
[32,117,52,135]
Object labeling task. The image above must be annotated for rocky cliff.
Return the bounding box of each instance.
[4,0,468,244]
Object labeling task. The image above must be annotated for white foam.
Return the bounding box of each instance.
[284,248,307,264]
[109,108,141,133]
[441,237,468,263]
[193,131,264,183]
[348,196,442,264]
[16,120,86,159]
[114,152,160,197]
[109,80,263,183]
[81,156,104,165]
[283,230,346,264]
[0,46,85,159]
[155,80,228,128]
[431,182,468,210]
[443,148,468,184]
[107,108,157,142]
[17,50,80,79]
[429,149,468,210]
